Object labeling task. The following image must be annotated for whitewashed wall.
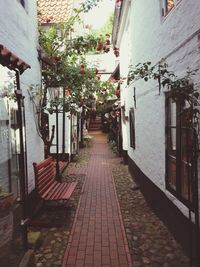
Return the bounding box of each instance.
[49,112,71,156]
[116,0,132,152]
[118,0,200,218]
[0,0,44,193]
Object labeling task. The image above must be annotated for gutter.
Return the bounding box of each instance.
[112,1,124,47]
[112,0,131,48]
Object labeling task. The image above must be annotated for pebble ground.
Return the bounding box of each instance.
[112,159,190,267]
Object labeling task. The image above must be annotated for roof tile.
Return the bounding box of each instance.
[38,0,74,24]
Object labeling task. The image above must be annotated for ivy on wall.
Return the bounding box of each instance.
[127,60,200,135]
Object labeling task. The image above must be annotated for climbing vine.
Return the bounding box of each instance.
[127,60,200,133]
[128,61,199,104]
[34,0,116,153]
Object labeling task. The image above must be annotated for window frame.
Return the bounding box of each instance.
[162,0,182,17]
[165,93,194,208]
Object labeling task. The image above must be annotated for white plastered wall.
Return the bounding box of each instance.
[116,0,132,152]
[121,0,200,218]
[0,0,44,193]
[49,112,71,156]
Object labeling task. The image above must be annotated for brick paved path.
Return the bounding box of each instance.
[62,132,132,267]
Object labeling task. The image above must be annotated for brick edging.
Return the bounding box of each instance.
[61,168,87,267]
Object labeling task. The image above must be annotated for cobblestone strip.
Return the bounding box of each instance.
[112,160,190,267]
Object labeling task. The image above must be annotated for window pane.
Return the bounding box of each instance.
[181,107,192,128]
[167,0,174,12]
[180,128,193,201]
[180,161,192,201]
[181,128,192,163]
[166,97,177,191]
[167,156,176,190]
[0,118,10,192]
[169,99,176,126]
[0,67,21,199]
[167,99,176,155]
[168,127,176,154]
[10,108,21,199]
[129,108,135,149]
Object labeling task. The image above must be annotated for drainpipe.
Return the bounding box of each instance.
[55,104,61,181]
[193,130,200,267]
[79,107,84,148]
[15,70,28,250]
[77,113,80,154]
[62,87,65,159]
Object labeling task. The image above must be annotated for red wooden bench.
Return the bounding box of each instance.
[33,157,77,201]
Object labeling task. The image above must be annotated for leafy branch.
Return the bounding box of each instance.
[127,61,200,130]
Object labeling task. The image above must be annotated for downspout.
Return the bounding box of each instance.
[193,129,200,267]
[15,70,28,250]
[76,112,80,154]
[62,87,66,159]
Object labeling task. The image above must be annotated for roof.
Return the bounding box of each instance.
[0,44,31,74]
[111,1,123,46]
[37,0,74,24]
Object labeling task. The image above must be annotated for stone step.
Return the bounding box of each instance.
[89,127,102,130]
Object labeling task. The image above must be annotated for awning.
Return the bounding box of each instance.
[0,44,31,74]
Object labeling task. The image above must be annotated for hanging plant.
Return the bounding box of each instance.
[96,40,104,51]
[80,68,85,74]
[113,47,119,57]
[115,0,123,9]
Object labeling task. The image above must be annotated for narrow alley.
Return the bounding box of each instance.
[0,1,200,267]
[32,129,189,267]
[62,131,132,267]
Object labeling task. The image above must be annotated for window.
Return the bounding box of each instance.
[162,0,175,16]
[0,67,21,199]
[165,94,194,206]
[129,108,136,149]
[17,0,26,9]
[20,0,25,7]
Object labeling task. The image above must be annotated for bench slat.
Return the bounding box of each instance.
[46,183,78,200]
[47,183,69,200]
[41,181,61,199]
[35,157,53,170]
[38,164,54,179]
[39,178,56,196]
[38,168,54,189]
[33,157,77,202]
[62,182,78,199]
[40,181,58,199]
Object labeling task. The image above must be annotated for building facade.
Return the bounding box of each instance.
[0,0,44,196]
[0,0,44,254]
[113,0,200,262]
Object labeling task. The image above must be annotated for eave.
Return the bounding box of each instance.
[0,44,31,74]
